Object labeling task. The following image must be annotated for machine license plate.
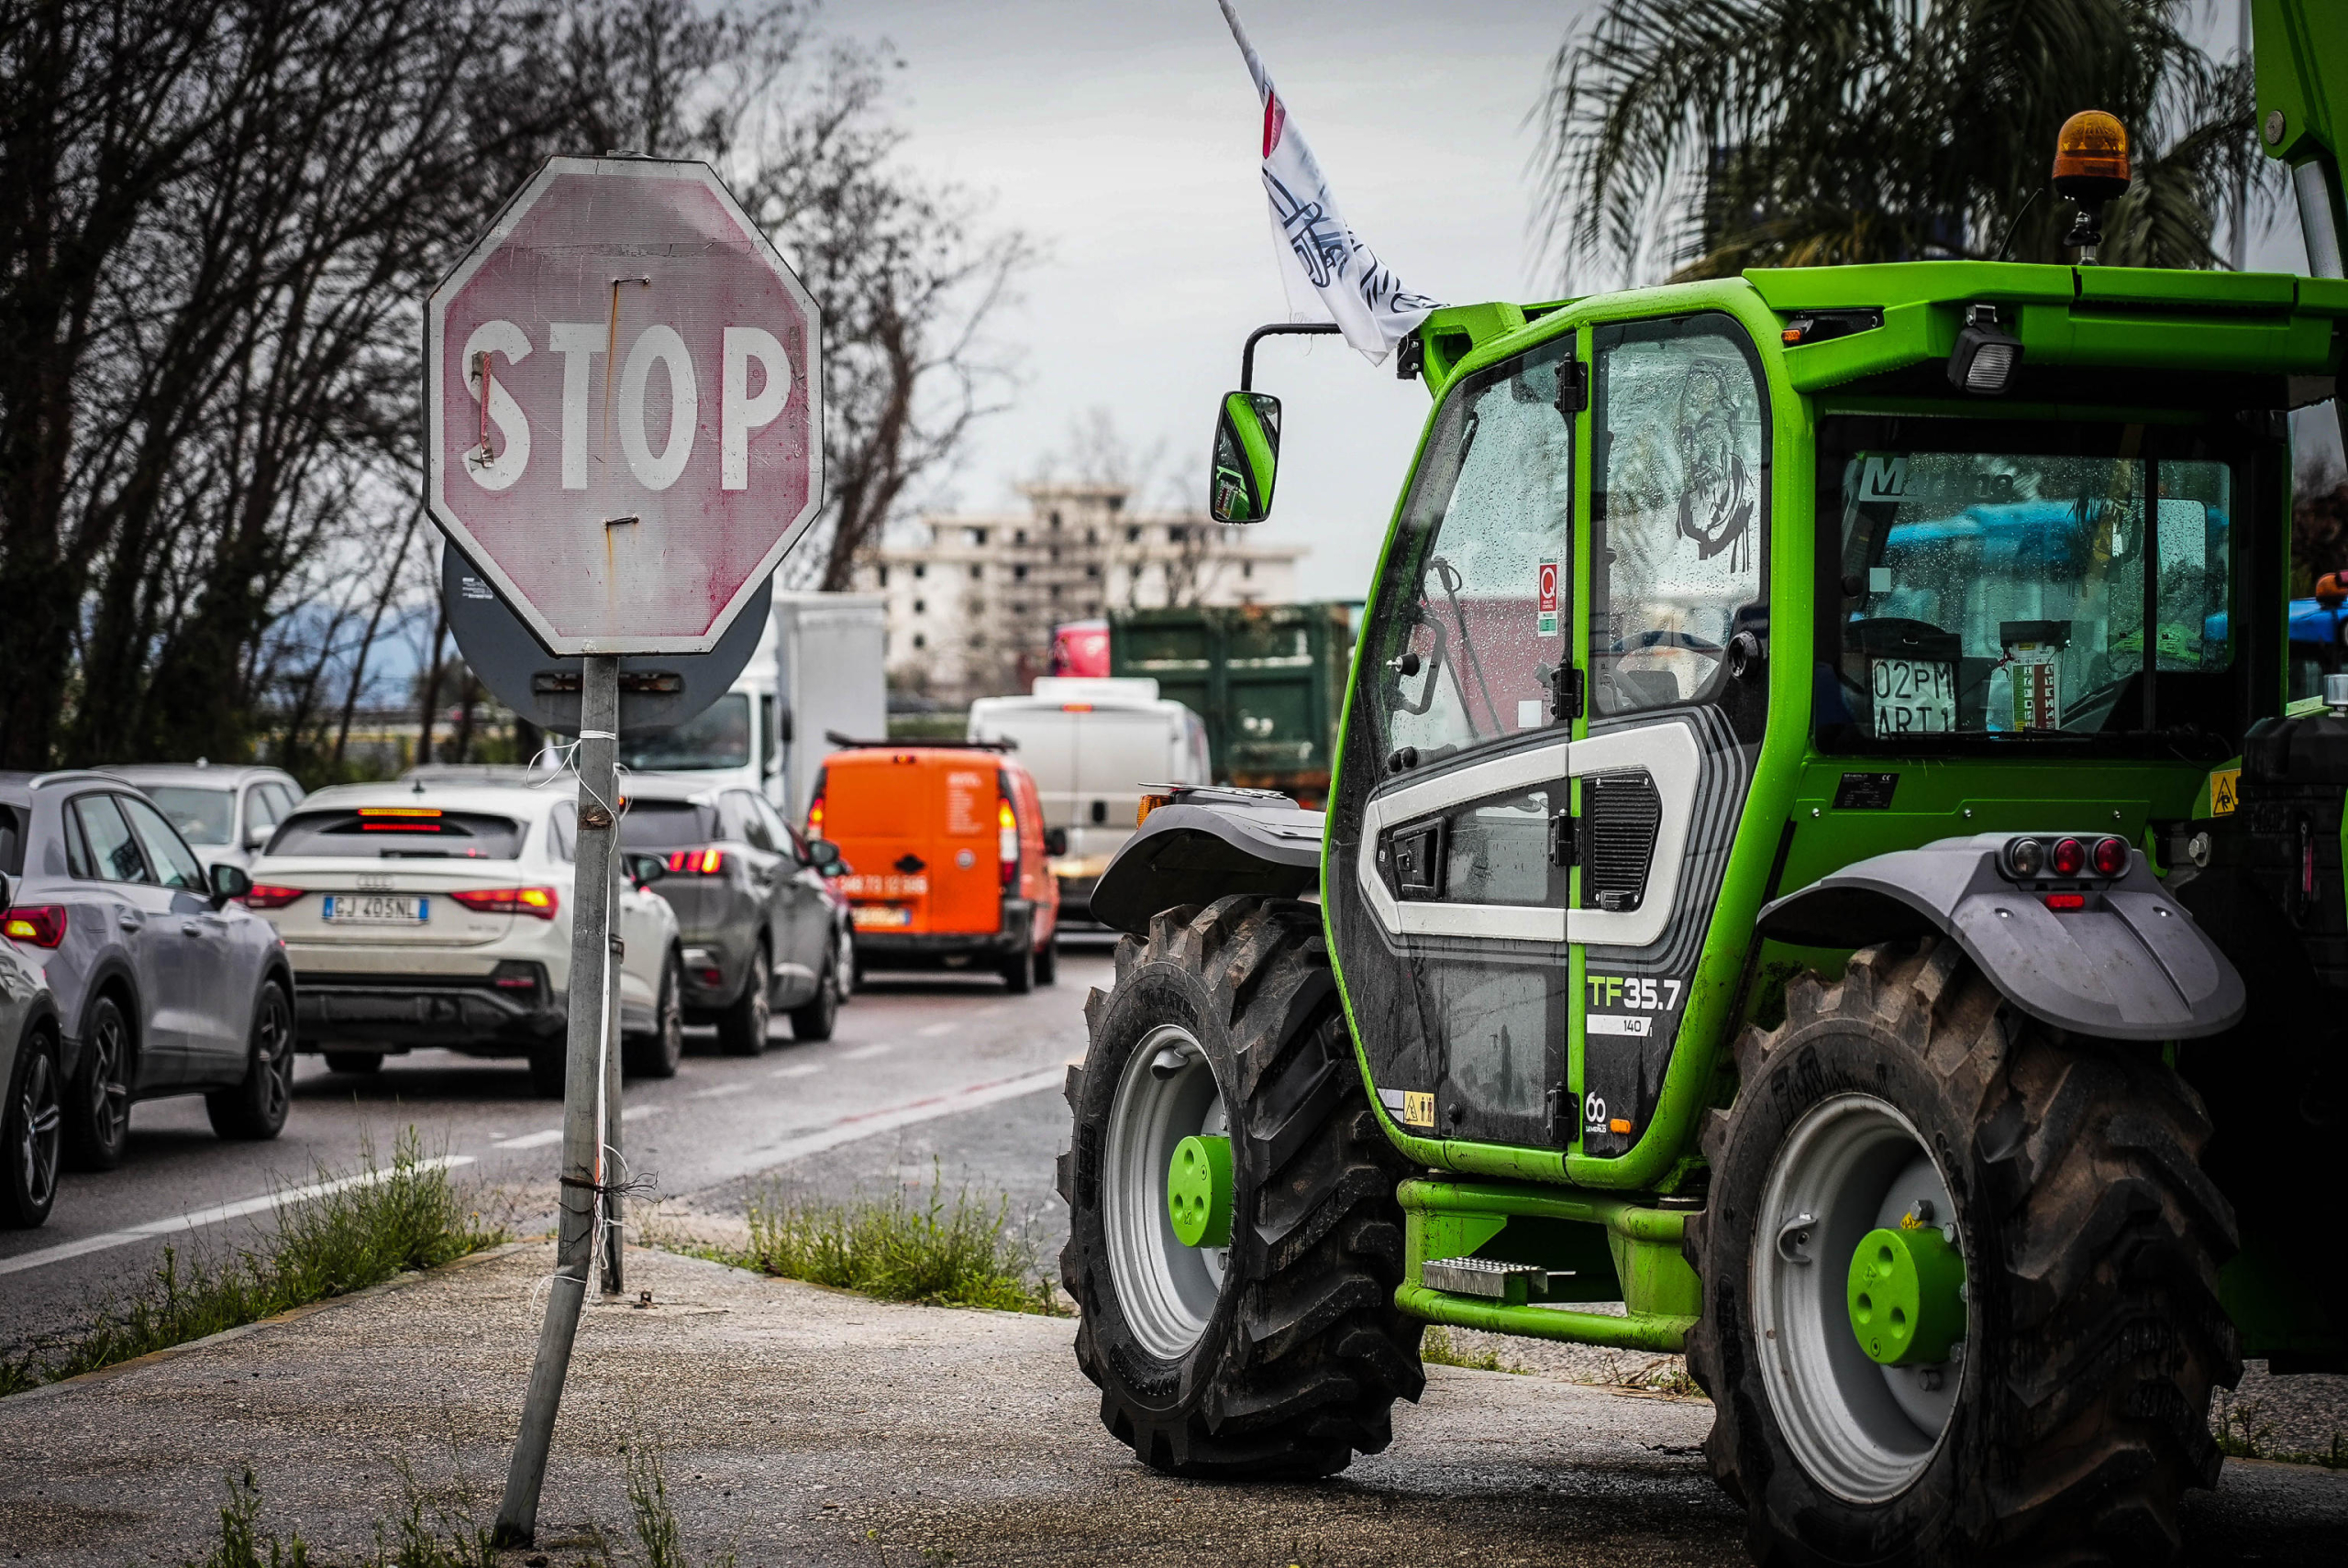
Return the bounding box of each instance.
[323,895,428,925]
[1871,657,1955,734]
[852,905,912,930]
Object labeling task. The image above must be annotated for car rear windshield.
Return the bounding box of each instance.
[146,786,235,845]
[619,799,716,850]
[619,692,750,770]
[269,807,525,859]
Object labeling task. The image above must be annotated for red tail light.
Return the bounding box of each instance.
[663,847,726,875]
[239,884,305,911]
[2049,837,2087,878]
[998,796,1018,888]
[449,887,559,919]
[2043,892,2087,911]
[1,905,66,947]
[2091,835,2130,878]
[806,792,825,836]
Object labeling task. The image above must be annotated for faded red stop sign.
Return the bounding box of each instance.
[426,157,822,655]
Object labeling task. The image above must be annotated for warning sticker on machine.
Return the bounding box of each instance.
[1537,561,1560,637]
[1587,1013,1652,1036]
[2210,767,2239,816]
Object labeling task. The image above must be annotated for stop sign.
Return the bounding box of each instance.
[426,156,822,655]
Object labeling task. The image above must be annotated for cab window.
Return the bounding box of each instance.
[1364,336,1578,767]
[1589,314,1767,715]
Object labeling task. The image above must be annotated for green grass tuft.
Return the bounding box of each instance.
[1,1130,505,1397]
[693,1174,1064,1316]
[1420,1326,1525,1374]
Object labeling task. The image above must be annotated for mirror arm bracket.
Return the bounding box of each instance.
[1240,322,1342,392]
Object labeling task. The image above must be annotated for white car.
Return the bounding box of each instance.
[97,762,305,875]
[245,779,682,1093]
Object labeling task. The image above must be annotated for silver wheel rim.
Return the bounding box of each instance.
[1752,1092,1965,1505]
[17,1047,59,1207]
[257,991,292,1121]
[91,1010,128,1143]
[1102,1022,1229,1361]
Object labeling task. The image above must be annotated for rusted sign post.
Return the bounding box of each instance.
[423,154,822,1546]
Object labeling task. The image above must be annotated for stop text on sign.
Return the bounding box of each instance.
[426,157,823,657]
[458,317,792,495]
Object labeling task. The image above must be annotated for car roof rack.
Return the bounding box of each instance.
[823,731,1017,752]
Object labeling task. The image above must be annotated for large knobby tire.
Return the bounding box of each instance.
[718,946,771,1056]
[65,992,134,1171]
[1685,939,2238,1567]
[206,980,294,1141]
[1058,896,1423,1478]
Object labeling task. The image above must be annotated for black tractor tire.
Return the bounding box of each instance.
[1058,896,1423,1478]
[3,1023,62,1229]
[718,946,772,1055]
[625,951,686,1077]
[206,980,295,1141]
[1685,938,2239,1567]
[789,953,839,1042]
[1001,938,1036,994]
[323,1051,383,1075]
[1035,936,1058,987]
[65,993,134,1172]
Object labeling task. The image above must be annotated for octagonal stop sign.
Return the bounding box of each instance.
[426,157,822,655]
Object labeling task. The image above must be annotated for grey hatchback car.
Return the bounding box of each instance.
[0,773,297,1166]
[617,776,851,1051]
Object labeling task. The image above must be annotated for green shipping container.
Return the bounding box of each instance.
[1108,603,1356,805]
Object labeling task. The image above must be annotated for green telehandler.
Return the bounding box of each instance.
[1058,4,2348,1562]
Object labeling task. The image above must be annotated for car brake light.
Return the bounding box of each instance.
[239,884,305,910]
[999,796,1018,888]
[449,887,559,919]
[1,905,66,947]
[2091,835,2130,878]
[2043,892,2087,911]
[664,847,726,875]
[806,792,825,835]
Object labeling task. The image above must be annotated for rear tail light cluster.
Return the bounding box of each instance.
[490,961,541,992]
[806,778,826,838]
[998,796,1019,888]
[240,884,304,910]
[2000,834,2132,888]
[449,887,559,919]
[1,905,66,948]
[664,847,727,875]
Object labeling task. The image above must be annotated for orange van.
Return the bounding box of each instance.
[806,741,1060,990]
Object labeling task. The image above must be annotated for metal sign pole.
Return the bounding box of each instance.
[601,844,626,1296]
[496,654,621,1545]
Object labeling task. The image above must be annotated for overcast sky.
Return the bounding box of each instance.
[828,0,2327,606]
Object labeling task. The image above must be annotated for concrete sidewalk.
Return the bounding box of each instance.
[2,1243,2342,1567]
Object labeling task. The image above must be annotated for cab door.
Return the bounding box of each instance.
[1325,313,1770,1161]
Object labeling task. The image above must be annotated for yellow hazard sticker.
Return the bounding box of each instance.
[2210,767,2240,817]
[1401,1091,1435,1128]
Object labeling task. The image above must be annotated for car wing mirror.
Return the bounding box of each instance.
[805,837,845,876]
[1208,391,1281,524]
[624,852,667,887]
[209,863,251,909]
[246,823,272,850]
[1044,827,1069,856]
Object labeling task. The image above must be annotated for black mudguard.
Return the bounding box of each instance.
[1088,790,1324,936]
[1757,834,2244,1042]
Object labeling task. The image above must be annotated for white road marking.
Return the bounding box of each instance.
[770,1064,825,1079]
[619,1104,667,1121]
[0,1157,474,1278]
[839,1043,893,1060]
[493,1129,562,1150]
[914,1021,956,1038]
[742,1066,1066,1168]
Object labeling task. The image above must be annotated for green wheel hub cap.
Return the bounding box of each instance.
[1167,1133,1233,1249]
[1847,1225,1966,1366]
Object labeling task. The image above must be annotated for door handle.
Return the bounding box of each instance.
[117,912,142,931]
[182,922,204,938]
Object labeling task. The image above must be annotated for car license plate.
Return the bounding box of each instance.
[323,894,428,925]
[1871,657,1956,734]
[851,904,912,930]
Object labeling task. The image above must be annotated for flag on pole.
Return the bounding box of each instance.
[1216,0,1440,364]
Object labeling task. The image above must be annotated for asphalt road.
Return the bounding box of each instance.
[2,940,1116,1357]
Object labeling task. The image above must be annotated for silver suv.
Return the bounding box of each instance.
[0,773,296,1166]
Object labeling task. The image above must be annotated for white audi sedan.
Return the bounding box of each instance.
[245,778,682,1093]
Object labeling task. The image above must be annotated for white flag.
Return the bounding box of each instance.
[1217,0,1440,364]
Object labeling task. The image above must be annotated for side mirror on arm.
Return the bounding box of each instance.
[624,852,667,887]
[245,823,272,851]
[1045,827,1069,857]
[209,863,251,908]
[805,838,845,876]
[1208,392,1282,524]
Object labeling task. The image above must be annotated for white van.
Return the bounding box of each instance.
[967,678,1212,927]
